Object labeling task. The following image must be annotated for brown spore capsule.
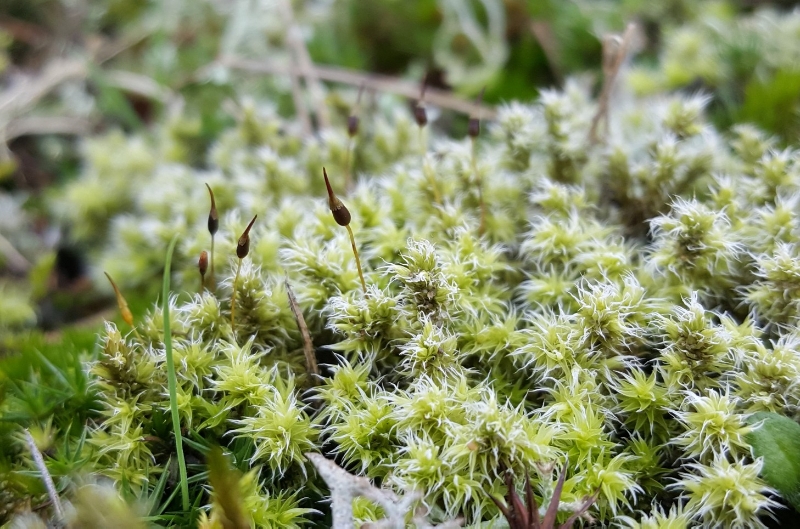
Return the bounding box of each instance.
[348,83,365,138]
[206,183,219,236]
[414,80,429,128]
[467,117,480,138]
[236,215,257,259]
[199,251,209,277]
[347,115,359,137]
[323,167,351,226]
[414,104,428,128]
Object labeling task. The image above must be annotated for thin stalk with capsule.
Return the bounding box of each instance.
[468,88,487,235]
[231,214,257,337]
[206,183,219,288]
[414,81,442,206]
[343,84,364,193]
[323,167,366,293]
[414,82,428,158]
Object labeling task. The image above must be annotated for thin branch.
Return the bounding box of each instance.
[588,23,638,144]
[279,0,330,130]
[307,453,460,529]
[285,276,319,382]
[104,70,173,103]
[530,20,563,85]
[287,63,313,137]
[272,0,312,136]
[24,429,64,522]
[0,232,31,273]
[218,56,496,119]
[5,116,92,141]
[95,30,151,64]
[0,59,87,120]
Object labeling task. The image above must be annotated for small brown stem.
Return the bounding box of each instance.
[346,225,367,293]
[530,20,564,85]
[279,0,329,130]
[287,63,313,136]
[285,276,319,383]
[209,236,216,289]
[589,23,638,144]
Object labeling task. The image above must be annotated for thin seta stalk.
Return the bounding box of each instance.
[199,250,209,293]
[104,271,143,342]
[323,167,366,293]
[414,82,429,159]
[468,87,487,236]
[343,84,364,193]
[161,234,190,511]
[414,80,442,206]
[205,183,219,289]
[230,214,257,338]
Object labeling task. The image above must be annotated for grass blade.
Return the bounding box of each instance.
[162,234,189,511]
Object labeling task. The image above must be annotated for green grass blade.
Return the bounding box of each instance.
[162,234,189,511]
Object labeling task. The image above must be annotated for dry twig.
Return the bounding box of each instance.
[218,56,496,119]
[588,23,638,144]
[278,0,330,130]
[0,59,87,121]
[274,0,313,136]
[285,276,319,382]
[104,69,172,103]
[529,20,563,85]
[5,116,92,142]
[307,453,463,529]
